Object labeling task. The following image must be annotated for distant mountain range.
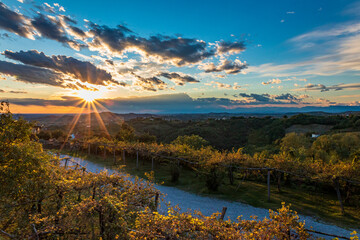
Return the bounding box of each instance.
[16,108,360,123]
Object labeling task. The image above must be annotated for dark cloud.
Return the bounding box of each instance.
[4,50,117,86]
[5,96,80,107]
[0,60,63,86]
[89,23,214,66]
[0,33,10,39]
[238,92,304,104]
[302,83,360,92]
[0,89,28,94]
[105,60,114,65]
[202,59,247,74]
[69,25,86,38]
[274,93,298,100]
[217,41,246,54]
[61,15,77,24]
[239,93,272,102]
[31,14,84,50]
[132,73,168,91]
[304,83,328,91]
[0,3,34,38]
[159,72,199,86]
[9,90,27,94]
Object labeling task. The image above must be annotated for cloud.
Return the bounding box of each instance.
[9,90,27,94]
[248,33,360,77]
[0,89,28,94]
[0,3,34,39]
[238,92,304,104]
[31,14,84,50]
[132,73,168,91]
[0,60,64,86]
[159,72,199,86]
[4,50,118,86]
[0,33,10,39]
[274,93,298,100]
[4,96,80,107]
[290,22,360,42]
[239,93,272,102]
[262,78,282,85]
[207,81,242,90]
[298,83,360,92]
[216,41,246,55]
[88,23,215,66]
[0,1,249,80]
[0,2,252,92]
[54,3,66,12]
[201,59,247,74]
[343,1,360,16]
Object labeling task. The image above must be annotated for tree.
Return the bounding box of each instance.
[279,132,310,159]
[171,134,209,149]
[51,129,66,140]
[137,132,156,143]
[115,123,136,142]
[38,130,51,140]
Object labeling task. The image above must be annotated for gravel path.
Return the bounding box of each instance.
[62,155,358,239]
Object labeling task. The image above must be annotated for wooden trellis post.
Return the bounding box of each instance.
[277,171,282,193]
[228,166,234,185]
[154,193,159,212]
[220,207,227,220]
[88,143,90,155]
[267,169,271,202]
[333,177,345,214]
[113,146,116,164]
[123,149,126,164]
[136,151,139,169]
[152,157,154,170]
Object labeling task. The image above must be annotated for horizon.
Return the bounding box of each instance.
[1,0,360,114]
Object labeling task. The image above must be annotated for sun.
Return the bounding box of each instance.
[77,89,102,102]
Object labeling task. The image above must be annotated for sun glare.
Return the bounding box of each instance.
[77,90,101,102]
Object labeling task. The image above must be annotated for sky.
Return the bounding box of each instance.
[0,0,360,113]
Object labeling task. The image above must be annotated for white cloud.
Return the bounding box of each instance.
[262,78,282,85]
[248,22,360,77]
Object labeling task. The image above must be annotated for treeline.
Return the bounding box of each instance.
[127,113,360,150]
[38,112,360,152]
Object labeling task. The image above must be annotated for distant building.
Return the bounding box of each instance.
[311,134,320,138]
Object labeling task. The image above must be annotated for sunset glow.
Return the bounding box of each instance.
[77,90,102,103]
[0,0,359,113]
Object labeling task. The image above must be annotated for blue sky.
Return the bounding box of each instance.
[0,0,360,113]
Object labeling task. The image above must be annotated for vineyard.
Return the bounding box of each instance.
[60,137,360,216]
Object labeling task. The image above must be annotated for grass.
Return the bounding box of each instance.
[61,150,360,230]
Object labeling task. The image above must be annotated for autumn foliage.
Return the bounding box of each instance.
[1,102,359,239]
